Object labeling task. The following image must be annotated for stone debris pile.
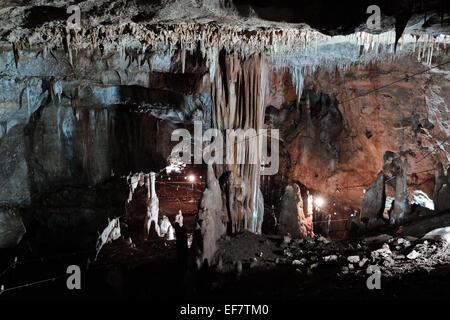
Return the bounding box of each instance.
[214,230,450,281]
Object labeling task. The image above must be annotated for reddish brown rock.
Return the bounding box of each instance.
[265,56,449,213]
[279,183,313,238]
[361,171,386,227]
[434,163,450,213]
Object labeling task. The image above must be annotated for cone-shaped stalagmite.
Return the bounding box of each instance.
[391,158,410,225]
[361,172,386,227]
[279,183,313,238]
[193,164,227,267]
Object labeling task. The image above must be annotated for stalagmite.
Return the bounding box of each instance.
[306,191,314,217]
[361,172,386,228]
[391,158,410,225]
[145,172,160,236]
[95,218,121,260]
[383,197,395,219]
[193,164,226,267]
[167,225,175,241]
[127,174,139,203]
[159,215,174,240]
[255,187,264,234]
[209,53,268,236]
[175,210,184,227]
[219,170,246,233]
[433,163,450,212]
[279,184,313,239]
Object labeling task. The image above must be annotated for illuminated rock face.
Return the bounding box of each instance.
[194,165,227,266]
[391,157,410,225]
[279,184,314,239]
[272,57,450,213]
[210,54,268,234]
[361,172,386,228]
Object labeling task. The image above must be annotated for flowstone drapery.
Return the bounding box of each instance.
[209,53,268,234]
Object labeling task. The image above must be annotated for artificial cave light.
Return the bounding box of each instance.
[315,197,325,208]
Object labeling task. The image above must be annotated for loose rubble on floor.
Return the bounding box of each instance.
[213,230,450,280]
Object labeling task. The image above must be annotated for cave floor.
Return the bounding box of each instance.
[1,233,450,300]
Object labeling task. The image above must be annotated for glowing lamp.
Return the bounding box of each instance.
[315,197,325,207]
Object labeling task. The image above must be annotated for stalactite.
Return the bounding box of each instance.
[64,28,73,67]
[208,52,268,234]
[52,81,62,103]
[12,42,19,69]
[8,20,449,85]
[180,43,186,74]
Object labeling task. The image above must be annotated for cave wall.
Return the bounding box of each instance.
[0,48,212,249]
[0,39,449,250]
[264,56,449,212]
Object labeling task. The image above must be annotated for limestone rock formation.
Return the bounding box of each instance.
[423,227,450,243]
[219,170,247,234]
[211,54,268,234]
[175,210,184,227]
[95,217,121,260]
[145,172,160,237]
[279,183,313,239]
[434,163,450,213]
[159,215,174,240]
[255,187,264,234]
[391,158,410,225]
[361,172,386,228]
